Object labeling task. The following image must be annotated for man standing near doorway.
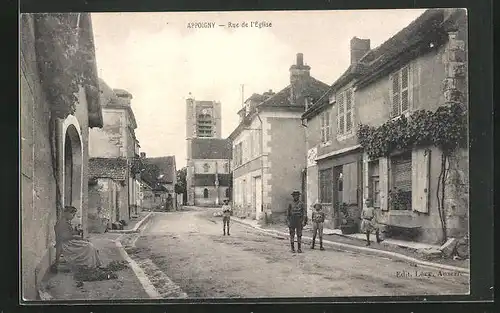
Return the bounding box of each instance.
[287,190,308,253]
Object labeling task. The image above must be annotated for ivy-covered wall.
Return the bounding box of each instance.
[355,19,468,244]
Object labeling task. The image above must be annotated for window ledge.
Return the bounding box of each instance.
[388,210,413,216]
[336,132,355,142]
[320,141,332,147]
[390,111,411,121]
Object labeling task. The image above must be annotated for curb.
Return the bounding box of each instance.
[114,236,162,299]
[108,212,153,234]
[231,218,470,275]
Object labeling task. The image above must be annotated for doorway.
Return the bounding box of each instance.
[333,165,343,229]
[254,176,262,220]
[63,124,83,226]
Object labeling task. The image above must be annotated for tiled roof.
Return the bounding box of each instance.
[143,156,176,184]
[194,174,231,187]
[89,157,128,180]
[190,138,232,160]
[303,8,465,120]
[230,76,329,139]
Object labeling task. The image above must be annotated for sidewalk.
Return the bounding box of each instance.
[38,212,156,300]
[39,232,150,300]
[108,212,152,234]
[231,217,470,274]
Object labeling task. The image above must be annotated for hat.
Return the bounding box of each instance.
[313,202,322,209]
[63,206,77,213]
[291,190,301,195]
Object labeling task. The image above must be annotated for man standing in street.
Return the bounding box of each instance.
[287,190,307,253]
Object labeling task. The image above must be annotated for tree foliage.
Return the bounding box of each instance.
[34,13,96,119]
[175,167,187,195]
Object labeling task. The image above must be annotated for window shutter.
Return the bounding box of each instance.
[326,110,331,140]
[401,65,410,113]
[337,92,345,135]
[379,157,389,211]
[345,89,353,133]
[350,162,358,204]
[363,153,370,203]
[390,72,400,117]
[412,149,431,213]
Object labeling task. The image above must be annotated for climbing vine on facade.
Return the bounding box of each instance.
[357,103,467,159]
[357,103,467,243]
[34,13,95,119]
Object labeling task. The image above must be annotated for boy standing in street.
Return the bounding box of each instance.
[222,199,232,236]
[310,203,325,250]
[361,198,383,246]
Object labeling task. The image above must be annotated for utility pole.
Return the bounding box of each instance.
[241,84,245,107]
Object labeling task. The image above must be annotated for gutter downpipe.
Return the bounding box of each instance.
[256,108,265,221]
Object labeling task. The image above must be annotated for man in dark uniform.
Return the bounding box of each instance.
[287,190,308,253]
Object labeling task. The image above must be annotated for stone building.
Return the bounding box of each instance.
[229,53,329,222]
[88,80,142,228]
[142,155,178,210]
[302,8,468,244]
[20,13,103,299]
[185,97,232,206]
[87,157,129,232]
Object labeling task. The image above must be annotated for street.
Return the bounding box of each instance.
[125,208,469,298]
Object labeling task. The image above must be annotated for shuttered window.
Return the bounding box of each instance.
[390,64,411,118]
[319,168,333,203]
[368,161,380,207]
[390,152,412,210]
[320,110,331,143]
[337,88,354,137]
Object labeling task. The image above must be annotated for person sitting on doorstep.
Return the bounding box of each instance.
[53,206,102,270]
[360,198,383,246]
[310,203,326,251]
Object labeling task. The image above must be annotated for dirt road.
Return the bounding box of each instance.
[126,208,469,298]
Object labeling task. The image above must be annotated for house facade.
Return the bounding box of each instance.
[88,157,129,232]
[142,155,178,210]
[88,80,142,226]
[303,8,468,244]
[230,53,329,222]
[20,13,103,300]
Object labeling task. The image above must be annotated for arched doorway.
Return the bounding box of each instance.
[63,123,83,227]
[203,188,209,198]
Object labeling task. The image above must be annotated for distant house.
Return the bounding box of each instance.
[20,13,103,300]
[229,53,329,222]
[302,9,468,244]
[88,157,129,231]
[88,80,142,223]
[142,154,178,210]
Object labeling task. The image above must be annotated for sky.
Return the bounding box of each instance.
[91,9,427,168]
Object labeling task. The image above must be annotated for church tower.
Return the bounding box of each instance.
[185,94,231,206]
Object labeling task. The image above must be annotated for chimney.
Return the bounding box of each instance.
[140,152,146,158]
[350,37,371,64]
[289,53,311,106]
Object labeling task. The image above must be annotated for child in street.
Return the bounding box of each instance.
[361,198,383,246]
[222,199,232,236]
[310,203,325,250]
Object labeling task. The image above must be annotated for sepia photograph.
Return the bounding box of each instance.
[20,8,472,302]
